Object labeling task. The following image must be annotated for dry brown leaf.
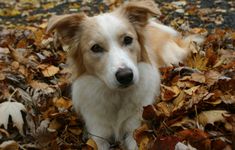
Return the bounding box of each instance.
[11,61,20,70]
[139,136,150,150]
[30,80,49,89]
[0,140,19,150]
[48,119,62,132]
[42,65,59,77]
[142,105,160,120]
[170,117,196,129]
[205,70,221,86]
[0,73,5,81]
[198,110,230,126]
[0,128,10,138]
[161,85,180,101]
[16,38,28,48]
[190,28,208,36]
[156,102,172,117]
[53,97,72,109]
[151,136,183,150]
[86,138,98,150]
[191,73,206,83]
[134,123,149,145]
[68,127,82,136]
[184,85,200,96]
[221,95,235,104]
[205,47,218,67]
[173,91,186,111]
[178,129,211,150]
[187,53,208,71]
[177,80,195,88]
[33,29,44,46]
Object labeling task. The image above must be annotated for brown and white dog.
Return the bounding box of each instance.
[47,1,190,149]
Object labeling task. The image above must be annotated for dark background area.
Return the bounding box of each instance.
[0,0,234,30]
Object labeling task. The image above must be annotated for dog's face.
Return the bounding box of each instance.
[47,1,160,89]
[80,14,141,89]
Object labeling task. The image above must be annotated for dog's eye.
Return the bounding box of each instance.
[123,36,133,45]
[91,44,104,53]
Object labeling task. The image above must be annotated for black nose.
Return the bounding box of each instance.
[115,68,133,86]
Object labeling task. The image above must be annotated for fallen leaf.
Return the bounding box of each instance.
[187,53,208,71]
[0,140,19,150]
[178,129,211,150]
[184,85,200,95]
[0,101,26,135]
[156,102,172,117]
[205,70,221,86]
[139,136,150,150]
[161,85,180,101]
[191,73,206,83]
[173,91,186,111]
[198,110,230,126]
[151,136,183,150]
[170,117,196,129]
[86,138,98,150]
[175,142,197,150]
[53,97,72,110]
[42,65,60,77]
[134,123,150,145]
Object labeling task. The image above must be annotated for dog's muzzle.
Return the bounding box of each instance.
[115,68,133,87]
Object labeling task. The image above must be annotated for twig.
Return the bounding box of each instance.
[8,88,18,101]
[191,133,232,144]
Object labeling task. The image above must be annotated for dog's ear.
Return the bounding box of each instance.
[118,0,161,27]
[47,13,86,45]
[117,1,161,63]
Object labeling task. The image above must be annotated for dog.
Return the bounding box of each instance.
[47,0,190,149]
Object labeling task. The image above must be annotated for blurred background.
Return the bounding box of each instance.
[0,0,234,30]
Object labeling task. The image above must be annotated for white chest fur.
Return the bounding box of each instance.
[72,62,160,149]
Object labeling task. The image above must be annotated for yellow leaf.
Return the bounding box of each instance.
[42,2,55,9]
[53,97,72,109]
[156,102,172,117]
[187,53,208,71]
[11,61,19,70]
[0,73,6,81]
[161,85,180,101]
[170,117,195,128]
[173,91,186,111]
[198,110,230,126]
[48,119,62,132]
[0,140,19,150]
[86,139,98,150]
[184,85,200,95]
[191,73,206,83]
[139,136,150,150]
[42,65,59,77]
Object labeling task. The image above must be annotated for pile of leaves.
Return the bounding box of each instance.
[135,28,235,150]
[0,0,234,150]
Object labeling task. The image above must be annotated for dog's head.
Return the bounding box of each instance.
[47,0,160,89]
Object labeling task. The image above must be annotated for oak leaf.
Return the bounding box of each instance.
[0,101,26,135]
[198,110,230,126]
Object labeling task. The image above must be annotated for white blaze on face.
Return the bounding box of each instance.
[94,14,139,89]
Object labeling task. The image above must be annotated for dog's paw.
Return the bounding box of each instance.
[124,135,138,150]
[93,137,110,150]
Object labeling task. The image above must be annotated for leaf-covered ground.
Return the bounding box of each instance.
[0,0,234,150]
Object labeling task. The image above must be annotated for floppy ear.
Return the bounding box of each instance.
[47,14,87,79]
[46,13,86,45]
[118,0,161,27]
[117,0,161,63]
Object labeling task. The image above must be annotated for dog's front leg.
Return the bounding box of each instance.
[85,120,112,150]
[124,133,138,150]
[121,115,140,150]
